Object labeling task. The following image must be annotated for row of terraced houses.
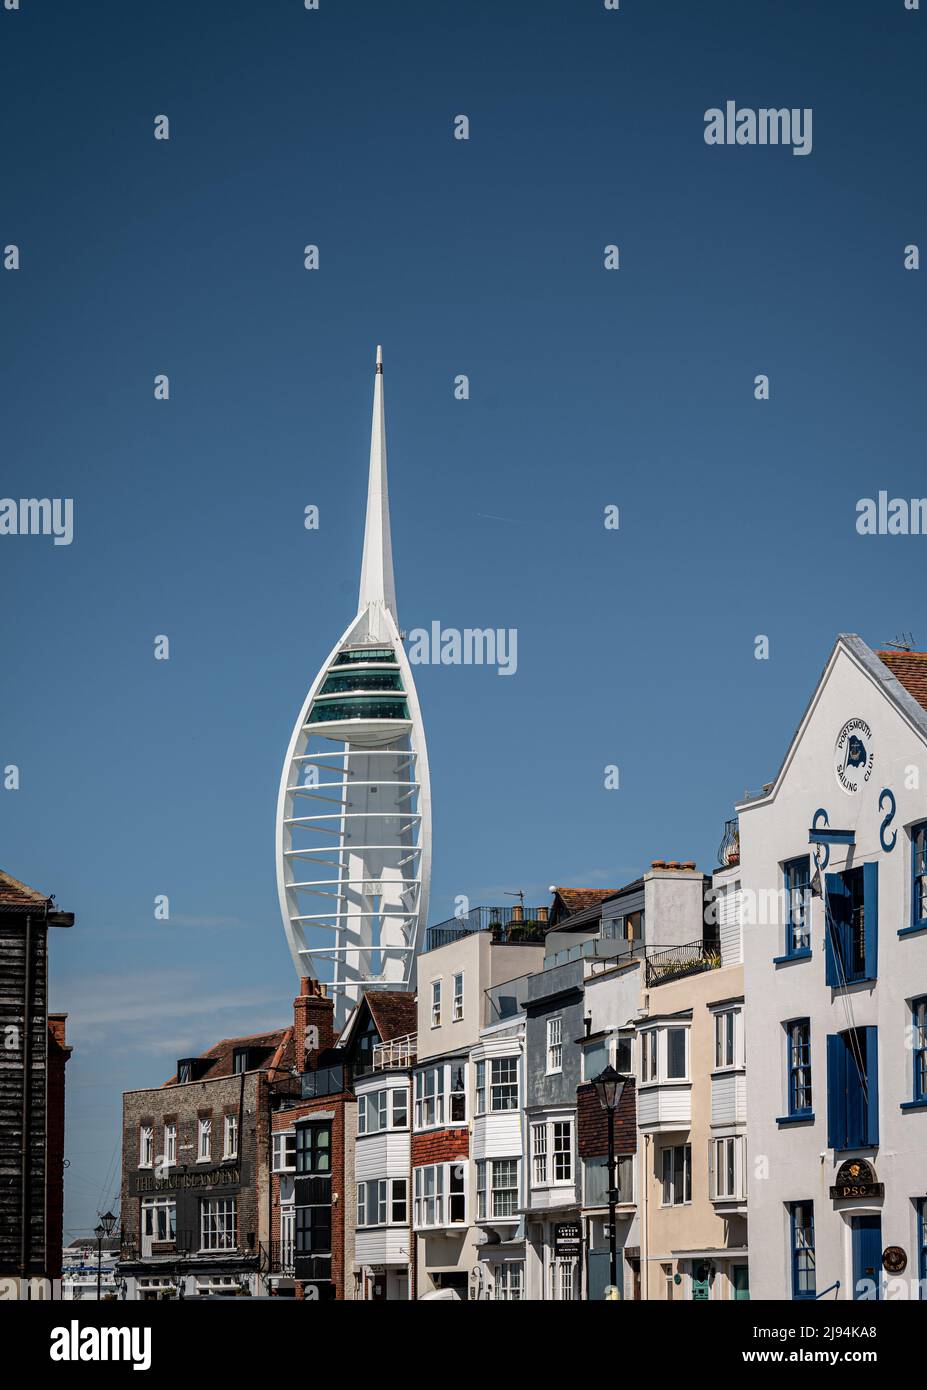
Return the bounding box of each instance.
[116,634,927,1300]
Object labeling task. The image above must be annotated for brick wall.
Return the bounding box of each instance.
[271,1088,355,1300]
[411,1129,469,1166]
[120,1071,264,1253]
[293,980,334,1070]
[576,1080,636,1158]
[45,1014,70,1281]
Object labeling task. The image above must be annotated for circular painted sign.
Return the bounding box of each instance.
[834,718,874,795]
[882,1246,907,1275]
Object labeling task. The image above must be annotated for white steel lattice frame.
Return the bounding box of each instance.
[275,348,431,1024]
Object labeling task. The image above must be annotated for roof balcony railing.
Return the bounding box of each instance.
[645,940,722,988]
[424,905,549,953]
[372,1033,417,1070]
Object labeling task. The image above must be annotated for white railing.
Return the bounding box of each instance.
[372,1033,417,1070]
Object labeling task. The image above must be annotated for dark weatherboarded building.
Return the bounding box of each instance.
[0,869,73,1295]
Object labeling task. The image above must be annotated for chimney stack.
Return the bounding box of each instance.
[294,977,335,1071]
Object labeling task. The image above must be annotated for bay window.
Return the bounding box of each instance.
[357,1178,408,1228]
[413,1162,466,1230]
[414,1062,466,1129]
[476,1159,519,1219]
[475,1056,519,1113]
[530,1116,573,1187]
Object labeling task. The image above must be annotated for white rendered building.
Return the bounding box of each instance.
[741,634,927,1301]
[276,349,431,1024]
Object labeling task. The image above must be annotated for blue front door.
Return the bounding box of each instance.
[851,1216,882,1300]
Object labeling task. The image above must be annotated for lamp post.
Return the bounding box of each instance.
[593,1065,630,1299]
[95,1210,118,1299]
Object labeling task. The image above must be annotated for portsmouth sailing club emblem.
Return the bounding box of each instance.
[835,718,874,794]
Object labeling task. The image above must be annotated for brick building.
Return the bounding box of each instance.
[0,870,73,1296]
[117,1027,293,1299]
[268,978,352,1300]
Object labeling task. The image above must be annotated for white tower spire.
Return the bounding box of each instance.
[357,345,398,621]
[275,348,432,1026]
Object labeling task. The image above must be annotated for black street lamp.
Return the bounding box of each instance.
[593,1066,630,1299]
[95,1210,118,1300]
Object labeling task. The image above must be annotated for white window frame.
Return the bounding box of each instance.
[547,1017,563,1075]
[476,1158,520,1220]
[141,1196,175,1249]
[357,1177,409,1228]
[452,971,464,1021]
[138,1124,153,1169]
[390,1086,409,1129]
[531,1116,573,1188]
[279,1206,295,1271]
[273,1131,296,1173]
[641,1025,691,1084]
[661,1143,692,1207]
[197,1116,212,1163]
[200,1196,236,1252]
[531,1121,548,1185]
[641,1029,657,1083]
[223,1113,238,1160]
[358,1085,409,1135]
[713,1008,740,1071]
[412,1162,467,1231]
[709,1133,746,1202]
[665,1026,689,1081]
[490,1056,519,1112]
[431,979,442,1028]
[163,1122,176,1168]
[414,1062,466,1130]
[493,1260,524,1301]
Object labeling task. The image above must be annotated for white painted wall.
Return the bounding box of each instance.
[742,639,927,1300]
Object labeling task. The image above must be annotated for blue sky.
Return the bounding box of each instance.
[1,0,924,1237]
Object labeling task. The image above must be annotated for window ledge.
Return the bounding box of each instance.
[900,1099,927,1112]
[898,924,927,939]
[776,1112,815,1127]
[773,950,812,965]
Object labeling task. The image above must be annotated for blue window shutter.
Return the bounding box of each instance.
[863,861,879,981]
[824,873,844,987]
[865,1026,879,1147]
[826,1033,846,1150]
